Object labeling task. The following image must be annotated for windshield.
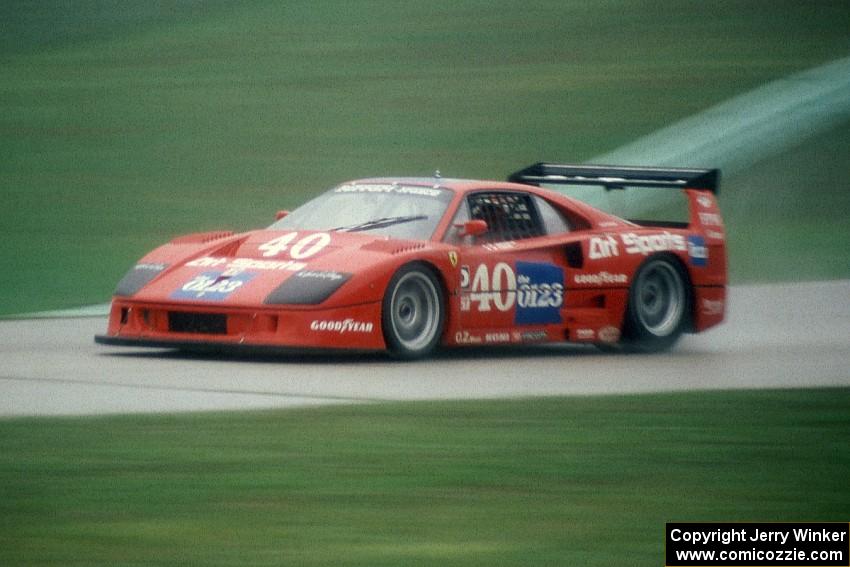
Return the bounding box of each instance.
[269,183,453,240]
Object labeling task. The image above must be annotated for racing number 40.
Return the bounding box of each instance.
[465,262,565,313]
[259,232,331,259]
[470,262,516,312]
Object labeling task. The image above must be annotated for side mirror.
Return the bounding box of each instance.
[275,210,290,221]
[458,219,488,237]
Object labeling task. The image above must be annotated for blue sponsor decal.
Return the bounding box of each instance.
[515,261,564,325]
[171,271,256,301]
[688,236,708,267]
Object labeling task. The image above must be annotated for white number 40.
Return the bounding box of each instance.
[470,262,516,312]
[259,232,331,259]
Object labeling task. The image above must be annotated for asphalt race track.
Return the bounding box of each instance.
[1,281,848,417]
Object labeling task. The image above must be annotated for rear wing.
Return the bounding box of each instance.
[508,163,720,194]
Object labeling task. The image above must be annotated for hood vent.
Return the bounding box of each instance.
[211,236,248,257]
[170,231,234,245]
[361,240,427,255]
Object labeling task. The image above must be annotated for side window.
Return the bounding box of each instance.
[533,195,571,235]
[443,200,470,246]
[468,192,544,243]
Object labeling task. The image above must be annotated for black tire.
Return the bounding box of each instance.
[381,263,445,359]
[619,255,690,353]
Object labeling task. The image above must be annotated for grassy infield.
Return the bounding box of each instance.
[3,391,849,566]
[2,2,849,564]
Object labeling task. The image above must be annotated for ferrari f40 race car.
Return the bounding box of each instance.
[95,163,727,358]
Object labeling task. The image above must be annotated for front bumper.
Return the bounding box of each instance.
[93,333,380,356]
[95,299,386,352]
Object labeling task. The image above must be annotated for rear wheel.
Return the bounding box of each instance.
[382,263,445,359]
[619,256,690,353]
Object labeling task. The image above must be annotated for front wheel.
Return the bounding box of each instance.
[382,263,445,359]
[619,256,690,353]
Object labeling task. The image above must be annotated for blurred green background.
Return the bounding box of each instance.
[2,1,850,315]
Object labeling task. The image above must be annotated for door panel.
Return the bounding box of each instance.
[456,245,567,330]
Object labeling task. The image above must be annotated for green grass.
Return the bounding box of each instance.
[3,1,850,315]
[1,388,848,565]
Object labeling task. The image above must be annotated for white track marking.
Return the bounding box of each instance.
[593,56,850,173]
[579,56,850,213]
[10,303,111,319]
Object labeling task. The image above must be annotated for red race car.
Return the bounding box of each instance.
[95,163,726,359]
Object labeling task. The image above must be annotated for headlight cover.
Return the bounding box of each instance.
[114,263,168,297]
[264,270,352,305]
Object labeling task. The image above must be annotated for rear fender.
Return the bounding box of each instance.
[684,189,726,330]
[684,189,727,286]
